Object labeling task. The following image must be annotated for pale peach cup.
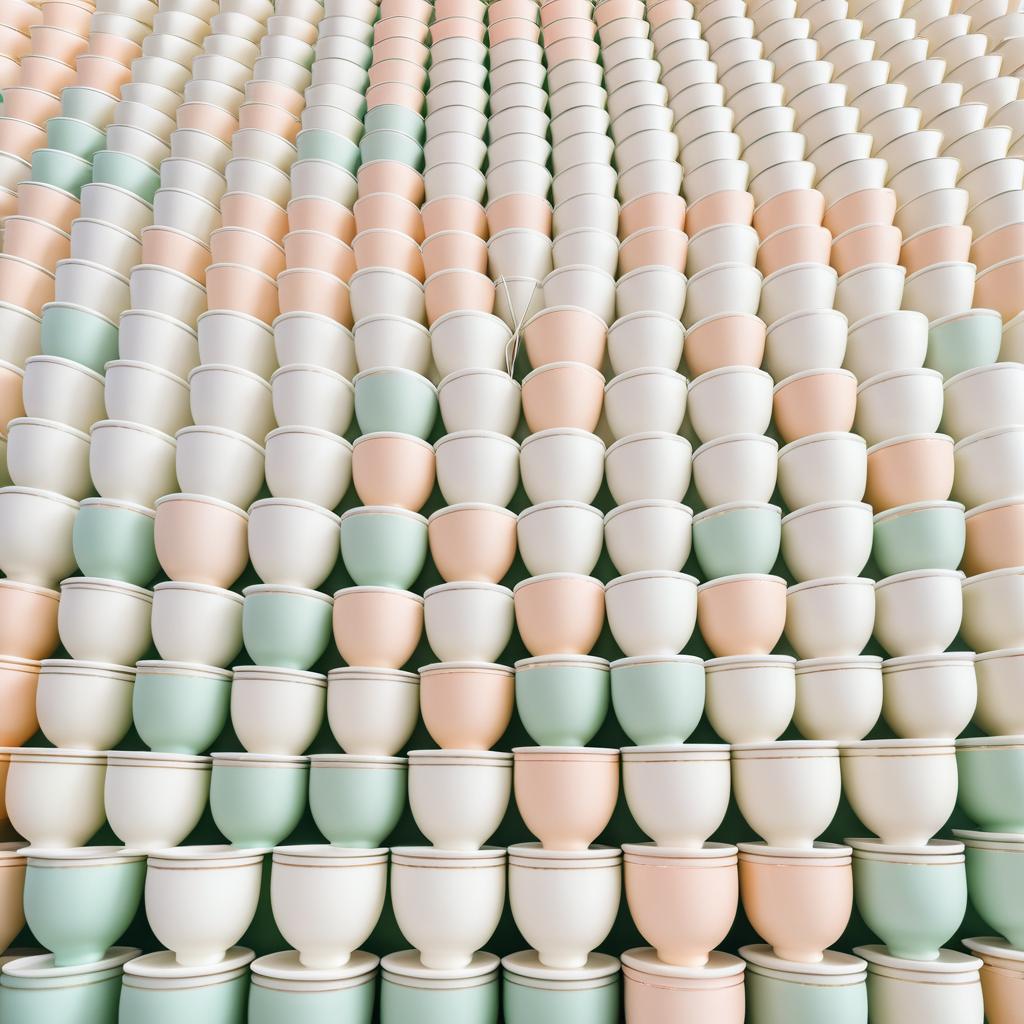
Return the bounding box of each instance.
[697,575,787,657]
[624,843,738,967]
[739,842,853,963]
[418,662,514,750]
[513,747,619,850]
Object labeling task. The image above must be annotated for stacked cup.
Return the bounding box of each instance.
[246,9,380,1015]
[603,0,693,684]
[0,0,154,887]
[200,4,313,379]
[673,1,787,767]
[483,0,548,357]
[0,0,97,232]
[377,8,507,1006]
[112,0,270,869]
[2,1,188,937]
[484,0,549,333]
[391,7,510,990]
[0,0,109,838]
[271,0,368,390]
[326,0,427,894]
[749,0,887,756]
[514,0,609,741]
[347,0,427,341]
[276,0,356,335]
[0,0,89,100]
[82,5,264,849]
[608,7,748,1006]
[1,0,94,249]
[95,0,267,863]
[603,0,694,714]
[1,0,121,395]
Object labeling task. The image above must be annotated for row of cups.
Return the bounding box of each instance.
[2,729,1019,853]
[0,834,986,985]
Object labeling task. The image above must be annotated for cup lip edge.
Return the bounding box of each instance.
[39,656,138,675]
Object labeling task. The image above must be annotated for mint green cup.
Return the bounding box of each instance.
[119,951,251,1024]
[692,501,782,579]
[358,130,424,171]
[242,585,333,671]
[0,948,137,1024]
[72,498,158,587]
[23,851,145,968]
[91,150,160,203]
[61,86,117,127]
[363,105,425,143]
[956,738,1024,831]
[30,148,93,198]
[850,840,967,960]
[959,832,1024,947]
[309,754,406,847]
[381,955,498,1024]
[743,946,868,1024]
[248,952,377,1024]
[353,368,438,440]
[503,956,619,1024]
[41,302,120,374]
[514,655,610,746]
[871,500,966,576]
[610,655,705,745]
[339,507,428,589]
[926,309,1003,380]
[133,661,232,755]
[210,755,308,848]
[46,117,106,161]
[296,130,361,174]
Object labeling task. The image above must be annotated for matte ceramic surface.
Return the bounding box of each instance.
[742,946,867,1024]
[72,499,158,587]
[0,948,138,1024]
[611,655,705,746]
[210,755,309,848]
[23,849,145,967]
[502,955,620,1024]
[692,503,782,580]
[872,502,966,577]
[249,952,376,1024]
[119,951,253,1024]
[309,755,407,848]
[956,738,1024,832]
[850,839,967,961]
[242,585,333,672]
[336,506,423,587]
[515,656,610,747]
[380,952,499,1024]
[133,661,232,756]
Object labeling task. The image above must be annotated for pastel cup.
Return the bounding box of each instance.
[309,754,407,848]
[418,662,514,751]
[242,585,333,672]
[210,754,309,849]
[850,838,967,961]
[132,661,232,756]
[513,747,619,850]
[339,507,428,590]
[624,844,738,967]
[611,655,705,745]
[514,656,610,747]
[739,843,853,964]
[22,848,146,968]
[71,498,158,587]
[692,502,782,580]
